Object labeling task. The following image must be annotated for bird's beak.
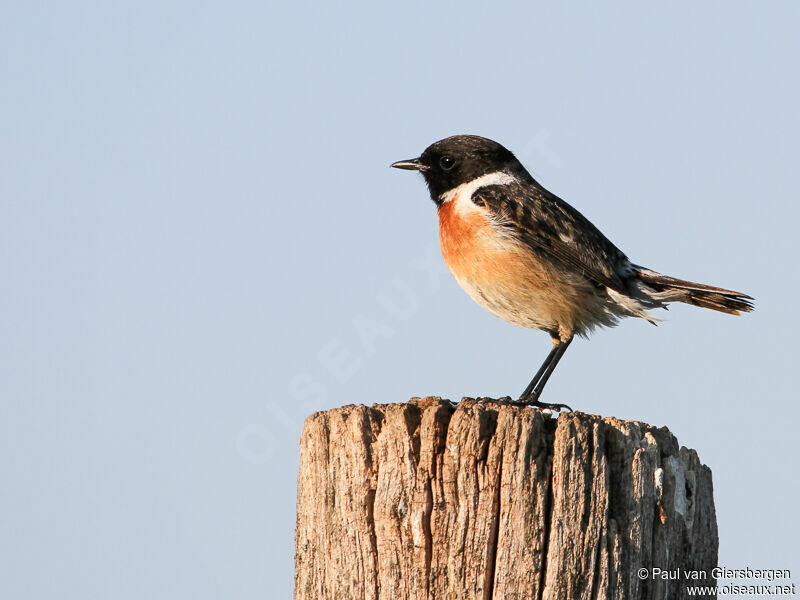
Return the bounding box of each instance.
[390,158,428,172]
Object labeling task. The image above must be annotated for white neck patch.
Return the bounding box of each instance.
[439,171,517,205]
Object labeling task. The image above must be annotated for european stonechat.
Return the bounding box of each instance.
[392,135,753,411]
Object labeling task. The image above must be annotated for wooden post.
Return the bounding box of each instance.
[294,397,717,600]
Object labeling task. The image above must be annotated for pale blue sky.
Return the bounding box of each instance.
[2,2,799,598]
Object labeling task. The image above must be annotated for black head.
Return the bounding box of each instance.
[391,135,528,202]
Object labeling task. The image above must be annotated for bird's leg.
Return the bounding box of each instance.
[518,345,559,399]
[528,337,573,407]
[515,336,574,411]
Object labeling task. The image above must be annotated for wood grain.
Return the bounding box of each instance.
[295,398,717,600]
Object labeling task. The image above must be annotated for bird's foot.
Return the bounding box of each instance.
[511,396,573,412]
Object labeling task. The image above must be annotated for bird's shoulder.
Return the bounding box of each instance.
[471,178,632,293]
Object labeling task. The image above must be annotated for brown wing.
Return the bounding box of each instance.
[473,181,631,294]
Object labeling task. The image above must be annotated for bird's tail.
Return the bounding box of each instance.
[636,267,754,315]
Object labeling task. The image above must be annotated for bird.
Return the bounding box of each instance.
[391,135,753,411]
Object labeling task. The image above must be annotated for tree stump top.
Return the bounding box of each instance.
[295,397,717,600]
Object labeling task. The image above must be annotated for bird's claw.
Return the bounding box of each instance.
[510,397,573,412]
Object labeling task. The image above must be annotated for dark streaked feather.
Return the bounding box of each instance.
[472,181,632,294]
[637,268,754,315]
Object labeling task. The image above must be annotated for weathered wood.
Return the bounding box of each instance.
[295,398,717,600]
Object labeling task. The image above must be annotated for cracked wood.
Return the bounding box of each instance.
[294,398,717,600]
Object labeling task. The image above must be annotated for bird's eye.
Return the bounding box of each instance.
[439,155,456,171]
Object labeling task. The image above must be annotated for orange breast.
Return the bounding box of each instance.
[437,194,594,335]
[438,195,520,285]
